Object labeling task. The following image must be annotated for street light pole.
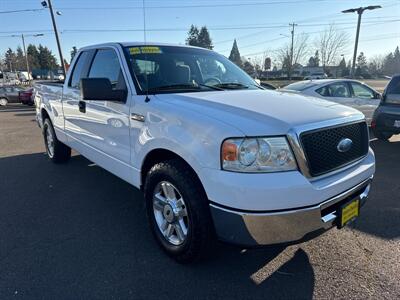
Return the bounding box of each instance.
[342,5,381,78]
[43,0,66,78]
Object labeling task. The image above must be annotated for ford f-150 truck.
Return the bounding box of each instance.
[34,43,375,263]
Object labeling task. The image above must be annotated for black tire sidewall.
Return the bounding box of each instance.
[43,119,55,158]
[144,160,213,262]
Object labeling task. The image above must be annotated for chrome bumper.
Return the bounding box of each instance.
[210,178,372,246]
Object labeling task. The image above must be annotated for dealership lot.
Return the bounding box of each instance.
[0,105,399,299]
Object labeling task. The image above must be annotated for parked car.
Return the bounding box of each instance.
[282,79,381,125]
[19,88,34,105]
[260,82,277,90]
[0,86,24,106]
[34,43,375,263]
[304,73,328,80]
[372,74,400,140]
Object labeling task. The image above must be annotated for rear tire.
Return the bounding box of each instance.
[143,159,215,263]
[43,118,71,163]
[373,128,393,141]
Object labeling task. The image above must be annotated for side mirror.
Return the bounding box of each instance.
[81,78,127,102]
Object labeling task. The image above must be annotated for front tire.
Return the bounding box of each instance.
[143,159,215,263]
[43,118,71,163]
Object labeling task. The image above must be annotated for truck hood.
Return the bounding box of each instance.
[155,89,363,135]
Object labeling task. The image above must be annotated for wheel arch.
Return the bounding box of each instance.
[140,148,207,198]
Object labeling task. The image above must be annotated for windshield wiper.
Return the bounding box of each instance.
[147,84,202,93]
[197,83,224,91]
[214,82,250,89]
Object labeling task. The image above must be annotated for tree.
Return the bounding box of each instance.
[307,50,320,67]
[186,25,213,49]
[198,26,213,50]
[264,57,272,70]
[355,52,368,77]
[27,44,40,70]
[15,46,26,70]
[37,44,58,70]
[316,24,349,69]
[242,60,254,76]
[228,39,242,68]
[368,55,385,77]
[186,25,200,47]
[70,46,78,63]
[277,33,309,77]
[338,57,348,76]
[4,48,16,72]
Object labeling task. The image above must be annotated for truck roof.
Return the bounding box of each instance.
[79,42,210,52]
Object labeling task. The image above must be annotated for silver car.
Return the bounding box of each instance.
[283,79,381,125]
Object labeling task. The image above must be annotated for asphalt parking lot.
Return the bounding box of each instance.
[0,104,399,299]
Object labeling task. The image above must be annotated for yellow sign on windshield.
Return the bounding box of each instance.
[129,46,162,55]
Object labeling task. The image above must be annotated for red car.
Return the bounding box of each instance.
[19,88,34,105]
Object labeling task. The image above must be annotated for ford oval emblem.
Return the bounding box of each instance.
[337,138,353,153]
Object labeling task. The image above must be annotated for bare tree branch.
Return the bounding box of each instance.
[316,24,349,67]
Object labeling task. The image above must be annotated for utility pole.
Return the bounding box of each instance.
[289,23,297,81]
[43,0,66,78]
[342,5,381,78]
[21,34,31,84]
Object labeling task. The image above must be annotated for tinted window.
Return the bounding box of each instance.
[350,82,374,98]
[69,51,89,89]
[89,49,126,90]
[316,86,329,96]
[324,82,350,97]
[386,76,400,94]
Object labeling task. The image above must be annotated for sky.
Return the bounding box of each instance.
[0,0,399,67]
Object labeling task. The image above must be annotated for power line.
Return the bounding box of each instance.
[0,8,44,14]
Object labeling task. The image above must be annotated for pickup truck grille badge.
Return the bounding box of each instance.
[130,113,145,122]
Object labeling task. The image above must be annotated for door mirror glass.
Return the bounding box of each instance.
[81,78,127,101]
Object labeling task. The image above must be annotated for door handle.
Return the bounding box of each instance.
[78,100,86,113]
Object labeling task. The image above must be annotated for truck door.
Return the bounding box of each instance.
[67,47,132,182]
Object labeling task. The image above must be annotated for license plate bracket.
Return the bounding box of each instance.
[337,198,360,229]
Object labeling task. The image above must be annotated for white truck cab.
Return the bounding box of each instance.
[35,43,375,263]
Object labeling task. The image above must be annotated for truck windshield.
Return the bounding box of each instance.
[124,45,259,94]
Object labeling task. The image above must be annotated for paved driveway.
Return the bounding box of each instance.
[0,105,399,299]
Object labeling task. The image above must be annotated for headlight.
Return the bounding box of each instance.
[221,137,297,172]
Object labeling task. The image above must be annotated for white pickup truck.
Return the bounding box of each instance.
[35,43,375,263]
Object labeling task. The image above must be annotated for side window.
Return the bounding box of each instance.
[88,49,126,90]
[350,82,374,98]
[69,51,89,89]
[326,82,350,98]
[316,86,329,97]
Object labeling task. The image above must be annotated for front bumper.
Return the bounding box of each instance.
[210,178,371,246]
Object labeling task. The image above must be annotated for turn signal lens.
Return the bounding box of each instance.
[221,140,239,161]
